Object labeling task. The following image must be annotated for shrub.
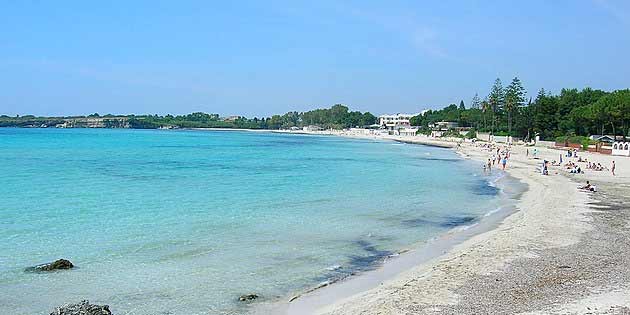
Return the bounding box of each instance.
[465,128,477,139]
[443,128,464,138]
[556,135,597,149]
[555,136,568,144]
[581,139,590,151]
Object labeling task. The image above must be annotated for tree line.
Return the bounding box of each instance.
[410,78,630,141]
[0,104,377,130]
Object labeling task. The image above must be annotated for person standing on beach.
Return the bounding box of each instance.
[612,160,616,176]
[487,158,492,172]
[501,155,507,170]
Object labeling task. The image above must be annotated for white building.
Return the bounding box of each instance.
[399,127,419,137]
[428,121,459,130]
[303,125,323,132]
[612,142,630,156]
[378,113,419,131]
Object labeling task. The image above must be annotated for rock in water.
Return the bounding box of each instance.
[45,259,74,270]
[26,259,74,272]
[239,294,259,302]
[50,300,112,315]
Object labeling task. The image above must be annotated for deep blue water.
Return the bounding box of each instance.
[0,128,502,314]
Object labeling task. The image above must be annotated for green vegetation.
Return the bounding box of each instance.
[555,135,597,150]
[465,128,477,139]
[0,104,377,130]
[0,115,65,127]
[410,78,630,141]
[442,128,464,138]
[268,104,376,129]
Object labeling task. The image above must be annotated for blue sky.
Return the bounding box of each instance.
[1,0,629,117]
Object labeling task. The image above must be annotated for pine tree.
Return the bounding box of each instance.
[487,78,504,133]
[481,98,489,130]
[470,93,481,109]
[504,77,526,136]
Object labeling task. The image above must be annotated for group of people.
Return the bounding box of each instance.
[564,161,582,174]
[566,148,579,158]
[567,157,616,176]
[543,150,617,177]
[476,142,618,195]
[483,146,510,172]
[586,161,607,171]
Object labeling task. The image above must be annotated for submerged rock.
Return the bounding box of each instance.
[50,300,112,315]
[239,294,259,302]
[26,259,74,272]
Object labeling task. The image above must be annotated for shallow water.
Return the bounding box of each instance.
[0,128,503,314]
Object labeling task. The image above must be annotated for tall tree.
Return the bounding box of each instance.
[470,93,481,109]
[481,98,489,130]
[487,78,504,133]
[504,77,526,136]
[532,88,559,140]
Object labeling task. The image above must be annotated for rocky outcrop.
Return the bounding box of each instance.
[239,294,259,302]
[50,300,111,315]
[25,259,74,272]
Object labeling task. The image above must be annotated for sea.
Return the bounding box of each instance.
[0,128,511,314]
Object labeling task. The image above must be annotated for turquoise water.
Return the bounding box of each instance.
[0,128,503,314]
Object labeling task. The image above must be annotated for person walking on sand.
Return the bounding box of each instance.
[487,158,492,172]
[501,155,507,170]
[612,160,616,176]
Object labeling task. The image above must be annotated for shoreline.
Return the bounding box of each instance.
[268,173,525,314]
[255,132,629,314]
[253,135,524,314]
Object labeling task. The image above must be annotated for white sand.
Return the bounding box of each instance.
[281,135,630,314]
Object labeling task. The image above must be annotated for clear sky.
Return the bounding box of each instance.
[1,0,629,117]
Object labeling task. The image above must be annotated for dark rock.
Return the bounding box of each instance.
[26,259,74,272]
[50,300,111,315]
[239,294,259,302]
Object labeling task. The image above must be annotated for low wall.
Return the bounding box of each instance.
[612,142,630,156]
[556,141,613,155]
[477,132,492,142]
[535,140,555,147]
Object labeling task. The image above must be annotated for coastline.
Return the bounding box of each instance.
[255,132,630,314]
[258,172,525,315]
[252,135,524,315]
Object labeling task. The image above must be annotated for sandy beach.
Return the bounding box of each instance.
[276,133,630,314]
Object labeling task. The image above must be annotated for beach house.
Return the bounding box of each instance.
[399,127,419,136]
[378,113,418,131]
[427,121,459,138]
[589,135,616,144]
